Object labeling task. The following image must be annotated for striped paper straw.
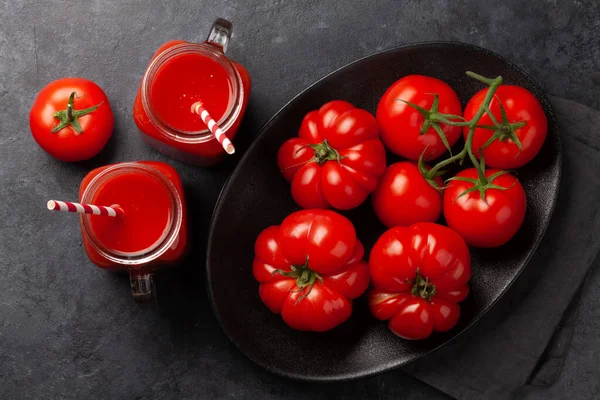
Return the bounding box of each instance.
[47,200,124,217]
[191,102,235,155]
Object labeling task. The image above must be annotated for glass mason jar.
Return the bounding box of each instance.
[79,161,188,302]
[133,18,251,166]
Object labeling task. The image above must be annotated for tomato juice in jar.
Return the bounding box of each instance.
[79,161,188,301]
[133,18,251,165]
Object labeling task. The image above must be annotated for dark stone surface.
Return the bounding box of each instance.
[0,1,598,399]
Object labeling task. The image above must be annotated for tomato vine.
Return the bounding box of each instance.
[411,72,527,199]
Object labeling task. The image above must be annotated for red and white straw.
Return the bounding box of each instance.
[47,200,123,217]
[191,102,235,155]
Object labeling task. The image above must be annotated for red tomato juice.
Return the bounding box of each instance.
[150,52,233,131]
[90,172,172,254]
[133,39,251,166]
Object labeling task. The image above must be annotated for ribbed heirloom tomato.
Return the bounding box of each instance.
[253,209,370,332]
[369,223,471,340]
[372,161,443,228]
[444,168,527,248]
[463,85,547,169]
[376,75,462,161]
[277,100,386,210]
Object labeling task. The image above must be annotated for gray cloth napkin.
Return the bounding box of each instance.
[402,96,600,400]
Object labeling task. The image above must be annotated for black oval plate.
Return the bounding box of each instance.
[206,42,561,381]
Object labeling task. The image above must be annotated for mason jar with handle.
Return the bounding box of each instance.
[79,161,188,302]
[133,18,251,166]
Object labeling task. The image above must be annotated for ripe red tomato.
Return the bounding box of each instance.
[463,85,547,169]
[443,168,527,248]
[368,223,471,340]
[277,100,386,210]
[253,209,370,332]
[371,161,442,228]
[30,78,114,162]
[376,75,462,161]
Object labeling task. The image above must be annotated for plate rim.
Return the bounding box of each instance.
[205,40,563,382]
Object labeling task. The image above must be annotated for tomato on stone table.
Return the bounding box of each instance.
[277,100,386,210]
[369,223,471,340]
[253,209,370,332]
[29,77,113,162]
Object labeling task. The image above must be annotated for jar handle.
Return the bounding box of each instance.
[206,18,232,53]
[129,268,156,302]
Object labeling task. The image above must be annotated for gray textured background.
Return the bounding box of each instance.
[1,1,599,399]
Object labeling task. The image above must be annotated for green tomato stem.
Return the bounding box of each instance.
[427,148,466,177]
[465,71,498,86]
[426,73,503,185]
[410,270,436,302]
[51,91,103,135]
[310,140,343,165]
[271,257,323,304]
[429,114,471,127]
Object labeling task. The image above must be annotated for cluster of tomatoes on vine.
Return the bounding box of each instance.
[252,72,547,340]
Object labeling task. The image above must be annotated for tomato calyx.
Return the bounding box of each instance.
[447,169,515,202]
[309,140,343,165]
[279,140,344,177]
[410,270,437,302]
[52,91,103,135]
[397,94,465,154]
[396,93,465,155]
[477,99,525,153]
[272,257,323,304]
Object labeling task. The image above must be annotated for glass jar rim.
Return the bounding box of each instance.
[80,162,183,266]
[141,43,244,144]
